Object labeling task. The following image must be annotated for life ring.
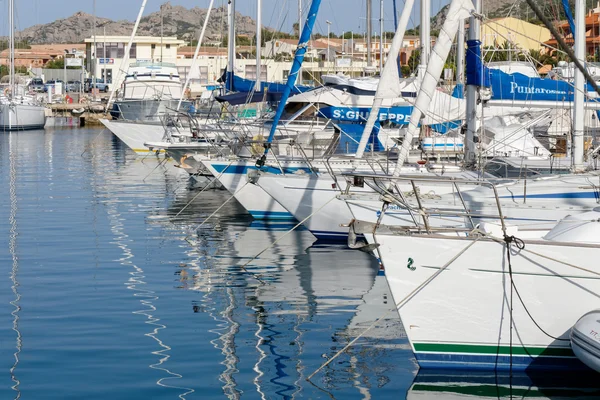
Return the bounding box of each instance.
[3,87,10,97]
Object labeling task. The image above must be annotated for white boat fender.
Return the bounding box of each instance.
[571,310,600,373]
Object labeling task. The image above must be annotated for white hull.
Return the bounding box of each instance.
[0,103,46,130]
[256,174,363,241]
[202,160,301,220]
[100,119,166,154]
[368,229,600,371]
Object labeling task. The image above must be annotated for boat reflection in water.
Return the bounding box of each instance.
[8,132,23,400]
[166,199,407,397]
[407,370,600,399]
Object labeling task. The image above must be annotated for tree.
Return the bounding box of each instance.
[406,49,421,75]
[293,22,300,38]
[0,40,31,51]
[45,58,81,69]
[0,65,27,78]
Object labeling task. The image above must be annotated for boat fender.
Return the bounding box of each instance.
[571,310,600,373]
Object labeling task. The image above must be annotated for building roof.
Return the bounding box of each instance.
[0,44,85,59]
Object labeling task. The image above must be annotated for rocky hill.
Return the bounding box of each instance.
[16,2,256,44]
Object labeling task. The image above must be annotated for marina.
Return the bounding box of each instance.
[2,0,600,397]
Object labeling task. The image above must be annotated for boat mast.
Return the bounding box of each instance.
[393,0,474,172]
[366,0,372,67]
[227,0,236,92]
[9,0,14,96]
[572,0,585,171]
[256,0,323,167]
[419,0,431,76]
[177,0,215,110]
[298,0,302,83]
[355,0,415,158]
[105,0,148,111]
[255,0,262,92]
[93,0,96,100]
[379,0,384,73]
[456,19,465,89]
[464,0,480,167]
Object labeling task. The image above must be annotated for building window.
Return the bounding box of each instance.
[166,44,171,49]
[117,42,125,58]
[101,68,113,83]
[177,66,209,85]
[283,70,289,80]
[95,42,136,60]
[151,44,156,49]
[129,43,137,58]
[244,64,267,81]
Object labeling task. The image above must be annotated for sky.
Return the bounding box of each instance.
[1,0,450,37]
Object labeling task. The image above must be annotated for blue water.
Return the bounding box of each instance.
[0,128,598,399]
[0,128,413,399]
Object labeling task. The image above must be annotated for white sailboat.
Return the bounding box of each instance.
[343,0,600,372]
[0,0,46,131]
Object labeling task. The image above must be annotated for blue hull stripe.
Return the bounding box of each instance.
[211,164,312,175]
[415,352,587,371]
[499,192,600,199]
[248,210,296,220]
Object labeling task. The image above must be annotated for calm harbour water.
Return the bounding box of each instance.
[0,127,598,399]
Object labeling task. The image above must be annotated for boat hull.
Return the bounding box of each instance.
[202,160,301,220]
[0,103,47,130]
[370,233,600,371]
[100,119,166,154]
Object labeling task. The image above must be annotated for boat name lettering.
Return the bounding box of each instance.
[331,108,411,123]
[407,257,416,271]
[509,82,567,96]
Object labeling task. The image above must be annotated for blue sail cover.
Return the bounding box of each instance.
[217,74,312,105]
[229,74,312,94]
[561,0,576,41]
[467,38,598,103]
[484,68,600,103]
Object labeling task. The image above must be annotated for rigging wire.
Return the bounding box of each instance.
[524,0,600,97]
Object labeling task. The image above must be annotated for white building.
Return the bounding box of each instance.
[84,35,375,94]
[84,35,186,89]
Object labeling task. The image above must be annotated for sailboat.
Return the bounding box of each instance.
[0,0,47,131]
[343,0,600,372]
